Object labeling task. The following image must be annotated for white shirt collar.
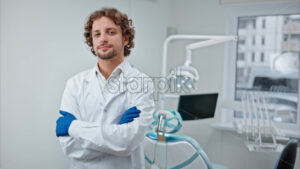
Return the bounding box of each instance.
[95,59,128,81]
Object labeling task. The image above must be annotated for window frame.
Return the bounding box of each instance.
[221,1,300,138]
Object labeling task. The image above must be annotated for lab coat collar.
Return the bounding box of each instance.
[84,60,131,101]
[86,59,131,83]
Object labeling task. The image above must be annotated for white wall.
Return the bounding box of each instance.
[1,0,299,169]
[0,0,170,168]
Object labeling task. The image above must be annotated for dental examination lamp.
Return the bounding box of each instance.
[160,35,237,108]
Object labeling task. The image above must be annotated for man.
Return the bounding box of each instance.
[56,8,155,169]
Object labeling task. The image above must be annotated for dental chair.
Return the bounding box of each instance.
[143,109,230,169]
[274,139,298,169]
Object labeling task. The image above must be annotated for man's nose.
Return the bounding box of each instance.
[99,33,108,43]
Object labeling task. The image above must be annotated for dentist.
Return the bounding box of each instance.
[55,8,155,169]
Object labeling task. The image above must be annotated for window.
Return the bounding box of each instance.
[262,18,266,29]
[251,52,255,62]
[238,53,245,61]
[260,52,264,62]
[235,15,299,123]
[223,1,300,138]
[238,39,245,45]
[238,19,247,29]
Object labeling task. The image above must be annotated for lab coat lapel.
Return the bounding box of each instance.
[85,69,102,98]
[84,61,130,112]
[103,71,127,110]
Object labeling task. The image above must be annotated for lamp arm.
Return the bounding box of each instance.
[186,36,237,50]
[162,35,235,77]
[183,36,237,67]
[184,49,192,66]
[160,34,237,109]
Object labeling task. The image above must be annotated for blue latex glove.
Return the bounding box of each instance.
[118,106,141,124]
[56,110,77,137]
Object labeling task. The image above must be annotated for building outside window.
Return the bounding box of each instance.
[235,14,300,124]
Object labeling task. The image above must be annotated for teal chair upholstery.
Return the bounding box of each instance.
[143,109,230,169]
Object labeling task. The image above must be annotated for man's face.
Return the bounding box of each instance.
[91,17,128,60]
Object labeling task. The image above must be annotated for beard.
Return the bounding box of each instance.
[94,44,117,60]
[96,49,117,60]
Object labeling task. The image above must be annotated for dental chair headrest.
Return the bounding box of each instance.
[152,109,183,134]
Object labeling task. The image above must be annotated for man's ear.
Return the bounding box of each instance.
[123,36,129,46]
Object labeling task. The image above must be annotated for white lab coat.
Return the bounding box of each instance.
[58,60,155,169]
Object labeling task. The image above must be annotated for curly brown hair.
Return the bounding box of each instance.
[84,8,135,57]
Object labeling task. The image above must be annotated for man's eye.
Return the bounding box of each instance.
[108,31,116,35]
[94,33,100,37]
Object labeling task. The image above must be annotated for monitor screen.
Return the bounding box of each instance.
[177,93,218,120]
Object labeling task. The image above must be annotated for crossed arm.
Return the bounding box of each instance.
[56,79,154,159]
[56,106,141,137]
